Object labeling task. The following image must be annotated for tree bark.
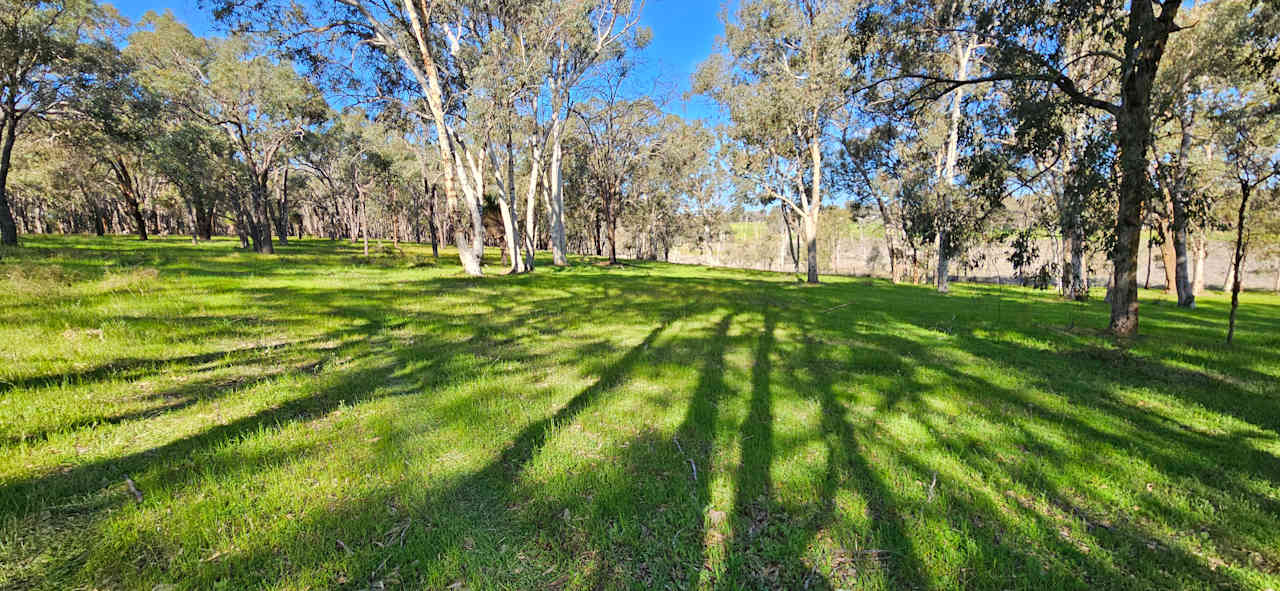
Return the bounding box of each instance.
[805,140,822,284]
[1227,181,1250,344]
[548,126,568,266]
[494,132,526,273]
[1171,201,1194,307]
[1158,214,1176,293]
[274,167,290,245]
[250,179,274,254]
[524,155,539,269]
[606,187,619,265]
[1110,98,1153,336]
[936,34,974,294]
[1193,232,1206,295]
[111,158,149,241]
[0,113,19,246]
[360,187,369,257]
[425,180,440,259]
[1106,0,1178,336]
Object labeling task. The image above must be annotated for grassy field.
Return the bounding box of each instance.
[1,235,1278,591]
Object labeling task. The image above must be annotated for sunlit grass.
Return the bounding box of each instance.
[1,235,1278,590]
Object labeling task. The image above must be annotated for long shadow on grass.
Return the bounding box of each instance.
[150,315,687,590]
[799,300,1274,588]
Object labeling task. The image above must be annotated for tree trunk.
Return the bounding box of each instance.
[1110,116,1149,335]
[274,167,290,245]
[194,198,214,241]
[1144,231,1153,289]
[360,187,369,257]
[548,126,568,266]
[495,133,525,274]
[778,212,789,272]
[805,140,822,284]
[249,172,275,254]
[0,113,19,246]
[1107,0,1176,337]
[524,148,540,269]
[124,195,148,241]
[1070,232,1087,299]
[90,201,105,237]
[936,35,973,294]
[1193,232,1206,295]
[606,190,619,265]
[1172,201,1194,307]
[1227,182,1250,344]
[1158,219,1176,293]
[425,180,440,259]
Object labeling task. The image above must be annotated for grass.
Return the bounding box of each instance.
[1,235,1278,591]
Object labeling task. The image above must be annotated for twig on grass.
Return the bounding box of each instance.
[821,302,853,313]
[124,476,143,503]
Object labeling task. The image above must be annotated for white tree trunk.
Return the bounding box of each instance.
[936,35,974,294]
[803,140,822,284]
[1193,234,1206,295]
[548,121,568,266]
[523,144,542,269]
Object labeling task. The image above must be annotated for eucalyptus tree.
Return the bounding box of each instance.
[696,0,864,284]
[524,0,647,266]
[632,116,718,261]
[126,11,327,253]
[151,122,236,241]
[880,0,1200,335]
[1148,0,1260,308]
[0,0,116,245]
[572,78,664,264]
[63,39,167,240]
[1208,91,1280,344]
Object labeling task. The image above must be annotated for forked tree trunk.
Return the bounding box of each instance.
[250,176,274,254]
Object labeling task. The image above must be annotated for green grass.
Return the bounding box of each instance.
[1,235,1278,590]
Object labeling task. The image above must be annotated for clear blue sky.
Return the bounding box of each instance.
[108,0,726,121]
[634,0,725,121]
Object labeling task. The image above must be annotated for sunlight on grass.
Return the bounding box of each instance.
[1,235,1278,590]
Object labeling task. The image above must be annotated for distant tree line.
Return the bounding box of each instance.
[2,0,1278,339]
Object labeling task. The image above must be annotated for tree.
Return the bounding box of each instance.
[126,11,327,253]
[696,0,863,284]
[883,0,1192,336]
[0,0,113,245]
[572,71,664,264]
[1208,90,1280,344]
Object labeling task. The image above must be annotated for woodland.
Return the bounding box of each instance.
[2,0,1280,589]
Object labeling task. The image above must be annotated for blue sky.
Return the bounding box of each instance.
[108,0,727,121]
[634,0,725,121]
